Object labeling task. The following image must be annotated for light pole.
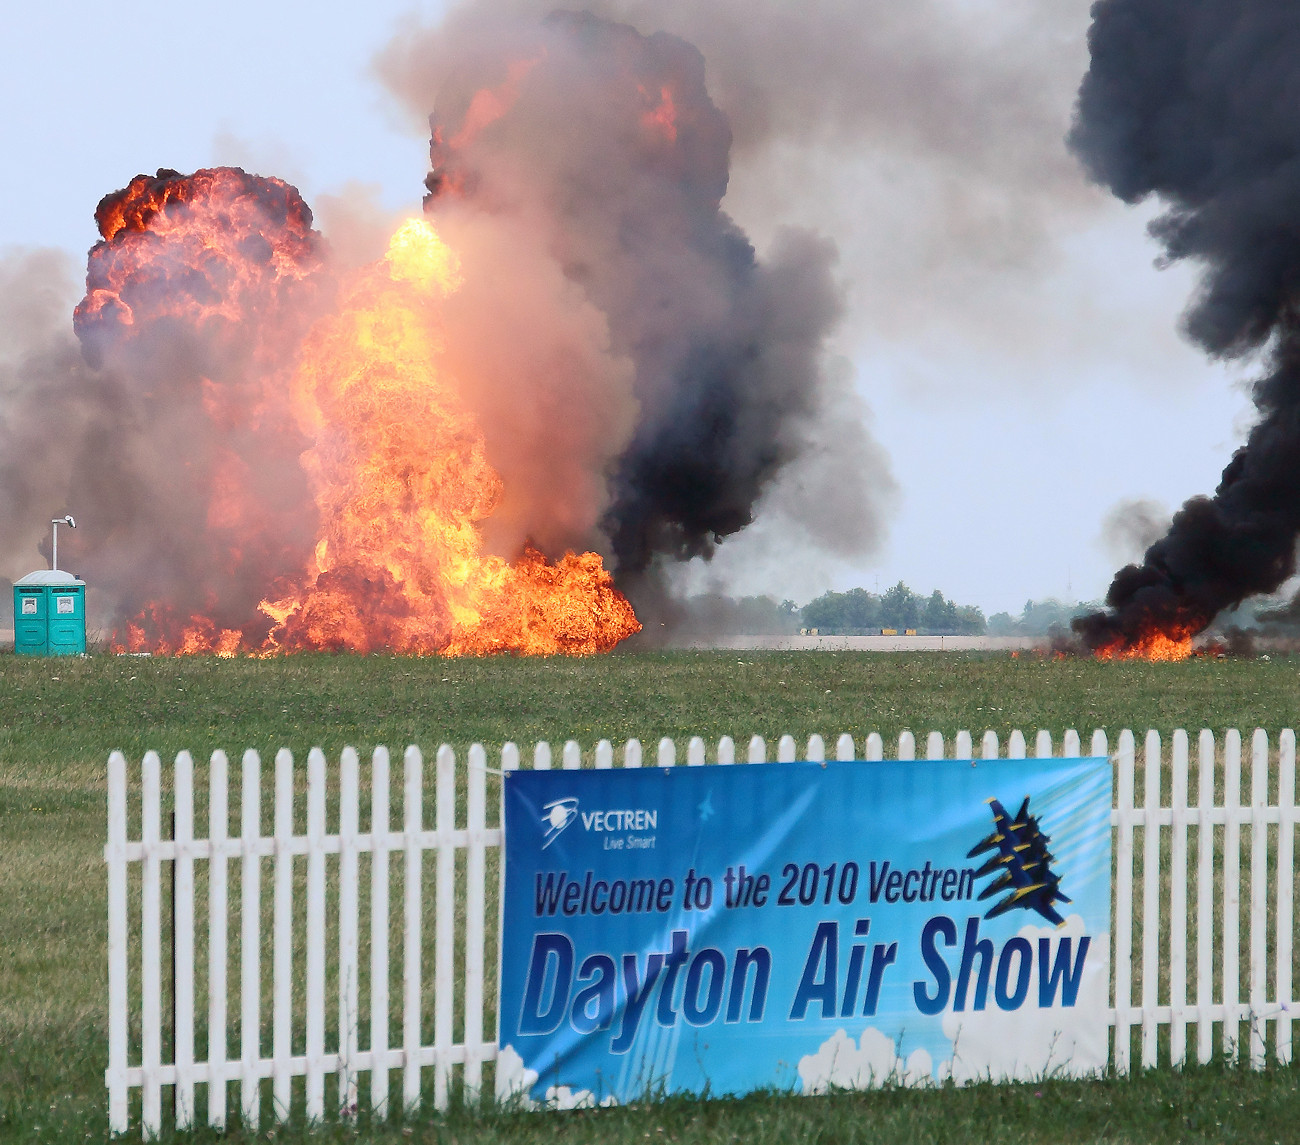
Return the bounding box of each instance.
[51,515,75,571]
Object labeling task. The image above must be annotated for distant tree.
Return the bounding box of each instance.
[985,598,1098,636]
[880,582,920,630]
[921,589,960,632]
[801,587,881,632]
[954,605,986,634]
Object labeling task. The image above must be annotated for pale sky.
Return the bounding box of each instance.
[0,1,1258,616]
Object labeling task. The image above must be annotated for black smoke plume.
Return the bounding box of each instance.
[1069,0,1300,652]
[418,11,846,583]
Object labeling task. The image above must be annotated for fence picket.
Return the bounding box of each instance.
[207,751,229,1129]
[402,746,423,1112]
[1223,730,1242,1061]
[1250,730,1268,1070]
[103,727,1300,1135]
[1278,730,1295,1065]
[369,747,391,1117]
[106,752,129,1135]
[272,749,294,1118]
[305,749,327,1120]
[140,751,162,1136]
[1169,730,1189,1066]
[464,745,488,1104]
[1196,730,1215,1065]
[434,746,456,1110]
[1113,730,1135,1074]
[240,749,262,1129]
[1141,731,1162,1069]
[174,752,196,1128]
[339,747,361,1114]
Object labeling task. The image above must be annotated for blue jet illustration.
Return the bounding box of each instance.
[967,796,1070,927]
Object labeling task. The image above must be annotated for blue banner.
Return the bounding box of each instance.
[498,756,1111,1106]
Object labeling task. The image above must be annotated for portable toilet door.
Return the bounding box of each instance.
[13,580,47,655]
[13,570,86,656]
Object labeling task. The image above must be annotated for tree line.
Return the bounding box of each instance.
[672,589,1102,637]
[800,583,985,635]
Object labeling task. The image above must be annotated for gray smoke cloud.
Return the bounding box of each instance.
[1070,0,1300,651]
[377,4,913,599]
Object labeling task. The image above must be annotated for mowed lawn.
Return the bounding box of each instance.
[1,649,1298,1144]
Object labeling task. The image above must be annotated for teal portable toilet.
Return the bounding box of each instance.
[13,570,87,656]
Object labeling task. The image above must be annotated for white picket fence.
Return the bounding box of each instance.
[105,727,1299,1137]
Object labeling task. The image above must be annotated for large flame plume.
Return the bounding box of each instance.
[86,169,637,655]
[3,12,871,652]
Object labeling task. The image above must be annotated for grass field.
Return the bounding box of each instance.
[2,648,1298,1143]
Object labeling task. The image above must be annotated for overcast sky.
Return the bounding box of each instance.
[0,1,1257,616]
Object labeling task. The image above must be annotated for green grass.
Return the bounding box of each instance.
[1,648,1297,1143]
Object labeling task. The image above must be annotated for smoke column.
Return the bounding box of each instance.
[389,10,857,596]
[1069,1,1300,652]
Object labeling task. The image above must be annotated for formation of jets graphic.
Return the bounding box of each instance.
[967,796,1070,927]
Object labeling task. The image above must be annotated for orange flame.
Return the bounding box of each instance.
[106,200,639,655]
[1093,626,1196,661]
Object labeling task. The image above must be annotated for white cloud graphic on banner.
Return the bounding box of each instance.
[495,1044,618,1110]
[938,914,1109,1084]
[798,1027,936,1093]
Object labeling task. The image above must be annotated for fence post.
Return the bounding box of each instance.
[747,736,766,764]
[836,734,855,762]
[688,737,706,765]
[925,731,944,760]
[953,731,971,759]
[1035,730,1052,758]
[717,736,736,765]
[106,752,129,1135]
[624,739,642,768]
[1113,730,1135,1074]
[777,735,796,762]
[897,731,915,761]
[1007,730,1025,759]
